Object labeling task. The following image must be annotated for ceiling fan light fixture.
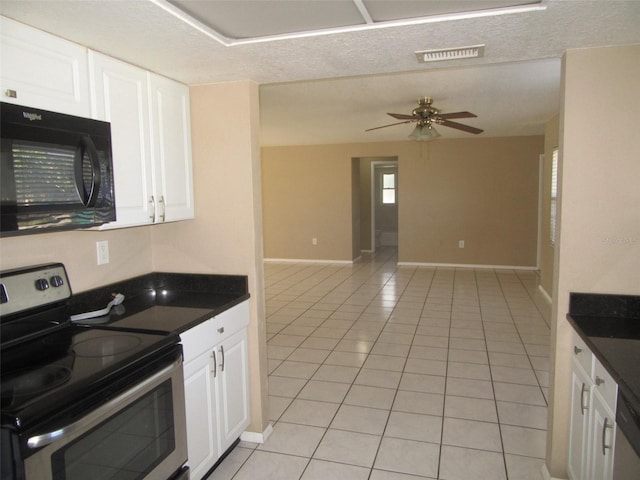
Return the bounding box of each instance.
[409,124,440,141]
[416,44,485,63]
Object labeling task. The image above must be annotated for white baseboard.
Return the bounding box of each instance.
[240,423,273,444]
[540,463,565,480]
[538,284,553,305]
[264,258,354,264]
[397,261,539,270]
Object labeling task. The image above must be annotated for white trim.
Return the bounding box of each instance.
[150,0,546,47]
[240,423,273,444]
[397,261,539,270]
[538,284,553,305]
[264,258,354,265]
[352,255,362,263]
[361,249,374,253]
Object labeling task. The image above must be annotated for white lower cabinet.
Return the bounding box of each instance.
[181,301,250,480]
[183,348,219,480]
[568,330,617,480]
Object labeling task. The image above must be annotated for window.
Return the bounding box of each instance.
[550,147,558,246]
[382,172,396,204]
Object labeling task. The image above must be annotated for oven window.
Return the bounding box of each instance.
[51,380,175,480]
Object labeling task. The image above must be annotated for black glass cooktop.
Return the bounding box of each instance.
[0,324,179,430]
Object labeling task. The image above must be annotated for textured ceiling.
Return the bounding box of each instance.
[1,1,640,145]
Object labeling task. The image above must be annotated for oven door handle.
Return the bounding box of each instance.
[26,358,181,449]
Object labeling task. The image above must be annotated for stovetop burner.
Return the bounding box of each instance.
[72,334,142,357]
[1,365,72,399]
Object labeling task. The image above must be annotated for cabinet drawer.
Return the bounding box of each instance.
[180,317,216,363]
[593,359,617,411]
[572,332,593,377]
[213,301,250,344]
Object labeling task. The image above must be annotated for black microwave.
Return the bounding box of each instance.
[1,102,116,235]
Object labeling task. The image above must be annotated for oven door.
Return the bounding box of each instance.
[22,351,187,480]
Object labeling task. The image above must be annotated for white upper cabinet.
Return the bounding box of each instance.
[89,52,154,228]
[91,54,194,228]
[148,74,194,223]
[0,17,90,116]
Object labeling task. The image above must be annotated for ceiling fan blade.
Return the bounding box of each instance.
[439,119,484,134]
[365,120,412,132]
[387,112,417,120]
[438,111,477,120]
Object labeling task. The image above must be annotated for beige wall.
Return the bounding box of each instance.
[153,81,269,436]
[540,114,560,298]
[262,137,543,267]
[0,226,153,292]
[261,145,357,261]
[546,44,640,478]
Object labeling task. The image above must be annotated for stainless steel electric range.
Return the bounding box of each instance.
[0,263,189,480]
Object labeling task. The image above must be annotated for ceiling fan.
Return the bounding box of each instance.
[366,97,483,140]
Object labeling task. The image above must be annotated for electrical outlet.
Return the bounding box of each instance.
[96,240,109,265]
[458,240,465,248]
[312,237,318,245]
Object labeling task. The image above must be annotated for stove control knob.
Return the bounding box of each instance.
[50,275,64,287]
[35,278,50,291]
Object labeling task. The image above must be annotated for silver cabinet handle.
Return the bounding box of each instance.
[5,89,17,98]
[211,349,217,378]
[149,196,156,222]
[218,327,224,334]
[159,195,166,222]
[27,358,180,449]
[574,346,582,355]
[595,376,605,386]
[580,383,589,415]
[602,417,613,455]
[220,345,225,372]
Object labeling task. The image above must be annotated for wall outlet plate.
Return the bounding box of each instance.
[96,240,109,265]
[458,240,465,248]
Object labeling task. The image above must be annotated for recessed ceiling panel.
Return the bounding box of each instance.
[363,0,542,22]
[169,0,366,39]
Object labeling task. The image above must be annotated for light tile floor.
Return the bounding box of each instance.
[208,248,551,480]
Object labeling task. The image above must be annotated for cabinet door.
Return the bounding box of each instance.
[1,17,90,116]
[568,360,591,480]
[216,329,250,453]
[89,52,154,227]
[148,74,194,222]
[589,392,616,480]
[183,349,219,480]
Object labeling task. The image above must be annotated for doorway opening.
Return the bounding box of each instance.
[371,161,398,253]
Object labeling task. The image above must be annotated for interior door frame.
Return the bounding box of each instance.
[370,160,398,252]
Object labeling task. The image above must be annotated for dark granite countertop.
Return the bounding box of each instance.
[68,272,249,334]
[567,292,640,413]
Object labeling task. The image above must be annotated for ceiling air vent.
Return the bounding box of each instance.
[415,45,485,63]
